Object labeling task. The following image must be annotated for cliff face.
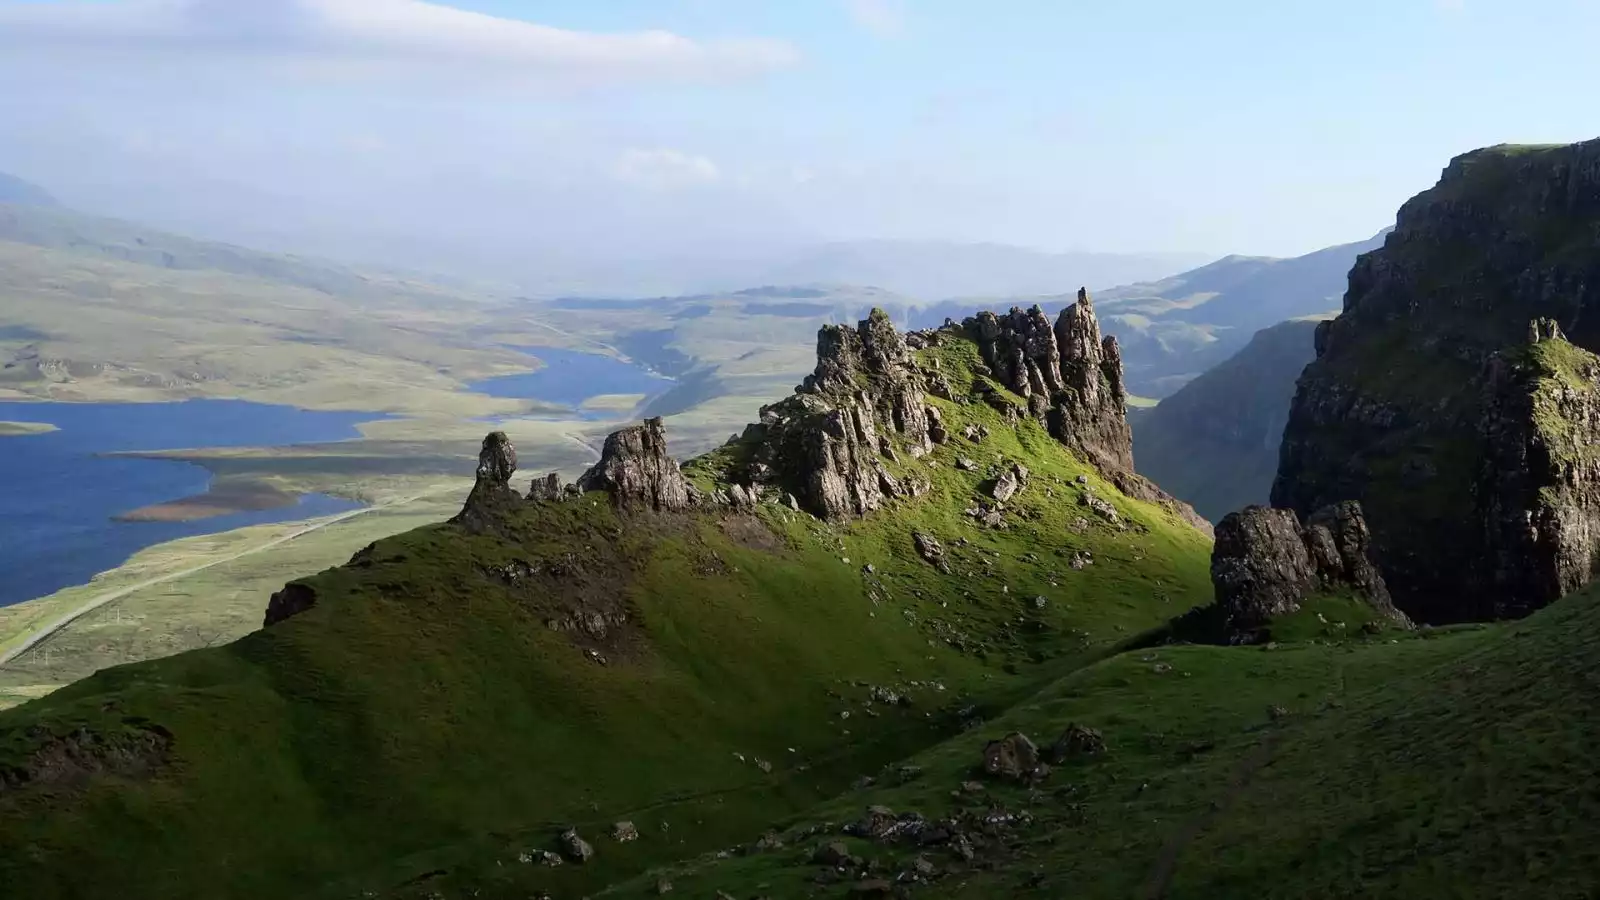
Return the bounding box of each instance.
[1133,318,1323,522]
[1274,139,1600,622]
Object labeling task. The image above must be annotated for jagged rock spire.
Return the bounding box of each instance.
[452,431,526,532]
[576,417,693,512]
[966,287,1133,475]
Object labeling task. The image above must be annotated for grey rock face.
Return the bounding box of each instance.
[529,472,565,503]
[1211,502,1410,640]
[737,309,937,520]
[576,417,693,512]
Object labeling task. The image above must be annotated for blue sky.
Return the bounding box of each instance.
[0,0,1597,271]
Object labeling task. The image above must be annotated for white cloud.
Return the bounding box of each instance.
[0,0,800,85]
[843,0,906,38]
[612,148,722,190]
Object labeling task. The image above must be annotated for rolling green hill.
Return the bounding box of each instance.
[0,314,1214,900]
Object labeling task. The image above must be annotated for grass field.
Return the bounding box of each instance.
[0,420,57,435]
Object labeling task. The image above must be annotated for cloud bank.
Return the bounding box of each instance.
[0,0,800,85]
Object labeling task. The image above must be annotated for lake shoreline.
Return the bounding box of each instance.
[112,479,302,523]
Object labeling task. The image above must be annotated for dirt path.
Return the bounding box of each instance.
[0,490,451,668]
[1142,734,1280,899]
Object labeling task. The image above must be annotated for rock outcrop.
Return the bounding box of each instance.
[728,309,937,520]
[967,290,1132,474]
[452,431,527,532]
[1274,139,1600,622]
[1475,338,1600,617]
[963,291,1208,533]
[576,417,693,512]
[1211,502,1409,641]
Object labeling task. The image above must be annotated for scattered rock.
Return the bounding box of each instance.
[982,732,1048,782]
[813,841,857,867]
[559,828,594,863]
[1049,724,1106,761]
[955,456,978,471]
[913,531,951,573]
[611,821,639,842]
[989,469,1020,503]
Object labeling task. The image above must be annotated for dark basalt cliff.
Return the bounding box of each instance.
[1274,139,1600,622]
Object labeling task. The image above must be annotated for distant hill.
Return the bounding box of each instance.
[1095,231,1386,395]
[0,201,430,300]
[742,240,1209,300]
[909,231,1385,398]
[0,171,58,206]
[0,173,57,207]
[1131,317,1325,522]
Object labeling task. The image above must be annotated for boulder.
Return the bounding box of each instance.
[559,828,594,863]
[913,531,950,573]
[1211,501,1411,640]
[1049,723,1106,761]
[981,732,1046,782]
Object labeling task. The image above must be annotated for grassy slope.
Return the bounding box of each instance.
[0,333,1213,900]
[0,490,465,710]
[609,578,1600,900]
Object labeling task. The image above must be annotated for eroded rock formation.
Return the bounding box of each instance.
[452,431,526,533]
[731,309,938,520]
[1275,139,1600,622]
[576,417,693,512]
[1211,501,1409,641]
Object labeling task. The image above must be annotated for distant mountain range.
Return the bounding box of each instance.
[734,240,1210,301]
[909,230,1386,398]
[0,172,57,207]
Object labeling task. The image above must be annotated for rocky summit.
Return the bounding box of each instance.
[1275,139,1600,623]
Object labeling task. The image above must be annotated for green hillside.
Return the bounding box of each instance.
[0,327,1213,899]
[600,582,1597,899]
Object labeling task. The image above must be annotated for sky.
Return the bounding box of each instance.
[0,0,1597,278]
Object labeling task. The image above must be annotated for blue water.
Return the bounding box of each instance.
[0,399,382,609]
[469,347,673,417]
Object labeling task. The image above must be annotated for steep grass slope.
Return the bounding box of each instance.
[0,330,1213,900]
[609,580,1600,899]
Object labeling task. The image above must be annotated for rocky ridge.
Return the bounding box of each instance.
[490,301,1205,534]
[1274,139,1600,622]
